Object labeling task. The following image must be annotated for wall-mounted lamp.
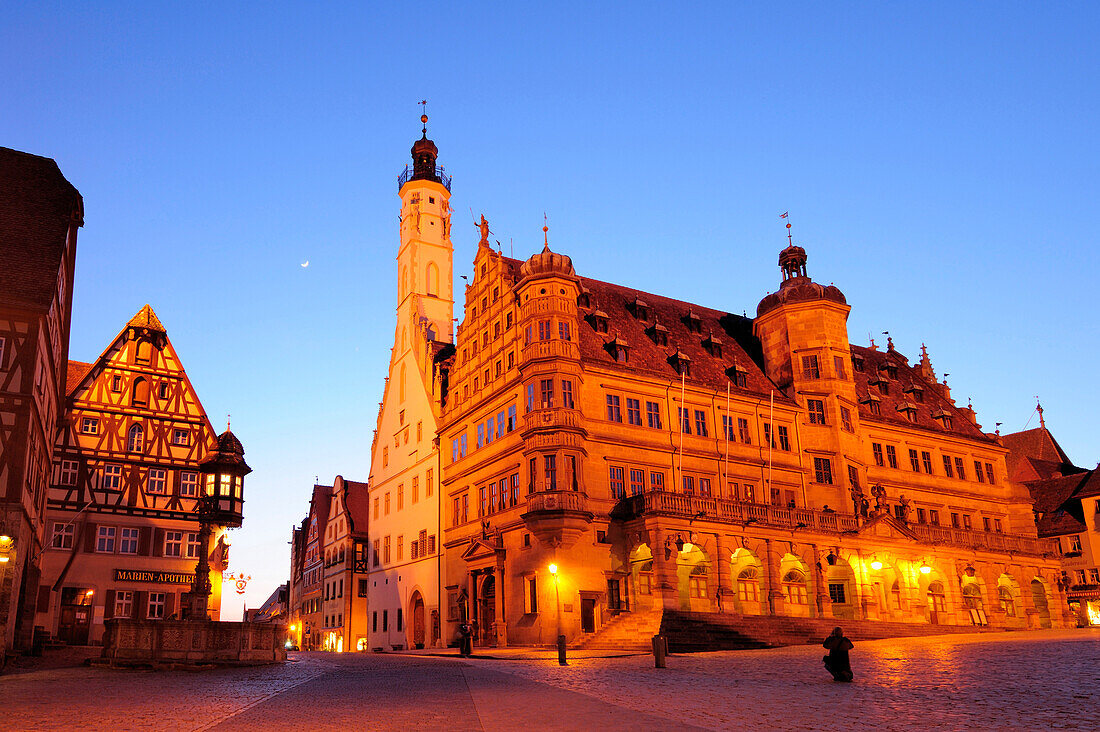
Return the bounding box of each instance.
[919,564,933,575]
[870,559,883,571]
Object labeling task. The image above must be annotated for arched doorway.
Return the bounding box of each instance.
[927,581,947,624]
[825,559,857,620]
[411,591,426,649]
[1031,578,1052,629]
[630,544,656,611]
[675,545,712,612]
[779,554,812,618]
[479,574,496,645]
[730,548,762,615]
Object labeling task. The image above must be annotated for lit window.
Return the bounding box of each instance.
[113,591,133,619]
[782,571,807,605]
[738,568,759,602]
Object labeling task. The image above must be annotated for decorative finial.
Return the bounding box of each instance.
[226,414,231,431]
[419,100,428,136]
[1037,398,1045,429]
[781,211,792,247]
[543,212,550,251]
[882,332,893,351]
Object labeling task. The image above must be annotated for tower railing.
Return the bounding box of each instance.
[398,165,452,192]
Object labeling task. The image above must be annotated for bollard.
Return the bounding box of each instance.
[557,634,568,666]
[652,634,667,668]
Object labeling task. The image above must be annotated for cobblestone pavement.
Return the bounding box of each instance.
[3,629,1099,730]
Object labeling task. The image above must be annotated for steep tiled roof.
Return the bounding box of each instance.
[127,304,166,332]
[0,147,83,310]
[66,360,93,395]
[308,483,334,536]
[342,479,371,536]
[575,275,787,401]
[851,345,993,442]
[1002,427,1079,482]
[1025,471,1091,537]
[1075,471,1100,500]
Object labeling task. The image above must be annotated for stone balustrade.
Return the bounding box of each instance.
[525,489,590,515]
[100,619,287,667]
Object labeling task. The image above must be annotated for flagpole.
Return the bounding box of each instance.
[724,381,730,498]
[768,389,774,503]
[678,370,686,492]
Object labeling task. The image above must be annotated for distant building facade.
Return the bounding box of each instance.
[38,306,243,644]
[247,583,288,624]
[1005,416,1100,626]
[0,147,83,655]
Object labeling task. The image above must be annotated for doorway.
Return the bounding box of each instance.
[581,598,597,633]
[1031,579,1052,629]
[411,592,426,648]
[479,574,496,644]
[57,587,93,645]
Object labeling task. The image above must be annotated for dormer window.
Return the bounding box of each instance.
[605,335,629,363]
[896,402,918,422]
[879,362,898,379]
[628,297,649,322]
[577,290,591,308]
[904,385,924,403]
[587,310,610,334]
[702,331,722,358]
[860,394,881,416]
[668,349,691,376]
[646,319,669,346]
[932,409,953,430]
[869,376,889,396]
[683,310,703,334]
[852,355,865,373]
[727,364,747,388]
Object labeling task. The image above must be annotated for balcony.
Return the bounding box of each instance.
[908,524,1050,557]
[398,165,452,192]
[615,491,858,533]
[521,490,593,549]
[522,339,578,363]
[521,408,585,436]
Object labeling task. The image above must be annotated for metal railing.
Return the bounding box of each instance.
[398,165,452,192]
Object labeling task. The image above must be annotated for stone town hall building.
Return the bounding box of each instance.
[368,122,1066,651]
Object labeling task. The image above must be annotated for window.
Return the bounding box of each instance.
[498,477,508,510]
[112,374,122,392]
[942,455,954,478]
[164,531,183,557]
[921,451,933,475]
[885,445,898,469]
[81,417,98,434]
[103,464,122,490]
[185,532,200,558]
[172,428,189,446]
[828,583,846,604]
[847,465,860,493]
[545,455,557,490]
[510,474,519,505]
[120,527,139,554]
[0,336,4,369]
[909,449,921,472]
[951,513,960,528]
[559,322,571,341]
[507,405,518,431]
[813,457,833,485]
[985,463,996,484]
[540,379,554,409]
[868,400,881,416]
[700,478,712,497]
[834,355,846,380]
[480,485,489,516]
[974,461,985,483]
[929,510,940,526]
[807,399,826,425]
[59,459,78,485]
[384,446,389,467]
[679,475,693,495]
[689,572,708,599]
[132,377,149,406]
[127,424,144,453]
[148,592,165,620]
[627,398,642,426]
[398,484,405,509]
[96,526,116,553]
[383,536,391,564]
[176,471,196,498]
[460,434,467,458]
[872,443,884,467]
[606,394,622,422]
[562,380,575,409]
[609,467,625,498]
[782,571,807,605]
[694,410,708,437]
[916,508,926,524]
[763,423,775,449]
[1069,535,1083,553]
[801,355,820,379]
[650,471,664,491]
[525,577,539,614]
[777,425,790,451]
[737,568,759,602]
[51,522,74,549]
[158,382,170,400]
[629,468,645,495]
[148,468,167,494]
[982,517,991,532]
[994,518,1003,533]
[385,492,391,514]
[646,401,662,429]
[678,407,691,434]
[840,406,853,432]
[397,535,404,562]
[538,320,551,341]
[113,591,133,619]
[954,457,966,480]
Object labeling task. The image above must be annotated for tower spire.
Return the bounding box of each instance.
[419,99,428,137]
[543,213,550,251]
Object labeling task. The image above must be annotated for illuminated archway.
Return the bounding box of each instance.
[1030,578,1053,629]
[778,553,811,617]
[730,547,763,616]
[629,544,657,611]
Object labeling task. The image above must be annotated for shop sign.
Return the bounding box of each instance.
[114,569,195,585]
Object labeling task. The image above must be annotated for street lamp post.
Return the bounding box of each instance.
[549,563,566,666]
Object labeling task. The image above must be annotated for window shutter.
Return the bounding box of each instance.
[137,527,151,556]
[83,522,97,553]
[134,591,147,619]
[153,529,165,557]
[164,592,176,619]
[105,590,116,619]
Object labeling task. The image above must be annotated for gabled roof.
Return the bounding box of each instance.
[341,478,371,536]
[0,147,83,311]
[307,483,334,538]
[66,360,93,395]
[127,303,166,333]
[1002,427,1079,482]
[851,346,993,442]
[1025,471,1091,538]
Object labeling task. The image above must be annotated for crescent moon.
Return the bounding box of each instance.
[300,261,309,268]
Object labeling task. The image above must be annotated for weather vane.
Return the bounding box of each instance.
[419,100,428,134]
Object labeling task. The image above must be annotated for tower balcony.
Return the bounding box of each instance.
[521,490,593,549]
[521,407,585,437]
[398,164,452,192]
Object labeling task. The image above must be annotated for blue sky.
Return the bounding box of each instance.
[4,3,1098,616]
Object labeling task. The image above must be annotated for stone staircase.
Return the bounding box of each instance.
[574,609,664,651]
[660,611,1004,652]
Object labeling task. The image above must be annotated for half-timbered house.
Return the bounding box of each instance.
[0,147,83,655]
[37,305,242,644]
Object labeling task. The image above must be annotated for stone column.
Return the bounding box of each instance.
[763,539,784,616]
[649,527,679,610]
[495,559,508,647]
[715,534,735,615]
[810,544,830,619]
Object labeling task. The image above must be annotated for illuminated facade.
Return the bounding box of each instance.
[434,205,1068,647]
[0,148,83,655]
[37,306,241,644]
[1005,421,1100,626]
[364,121,451,650]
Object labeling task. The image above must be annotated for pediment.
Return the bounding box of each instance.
[857,513,919,542]
[460,537,502,562]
